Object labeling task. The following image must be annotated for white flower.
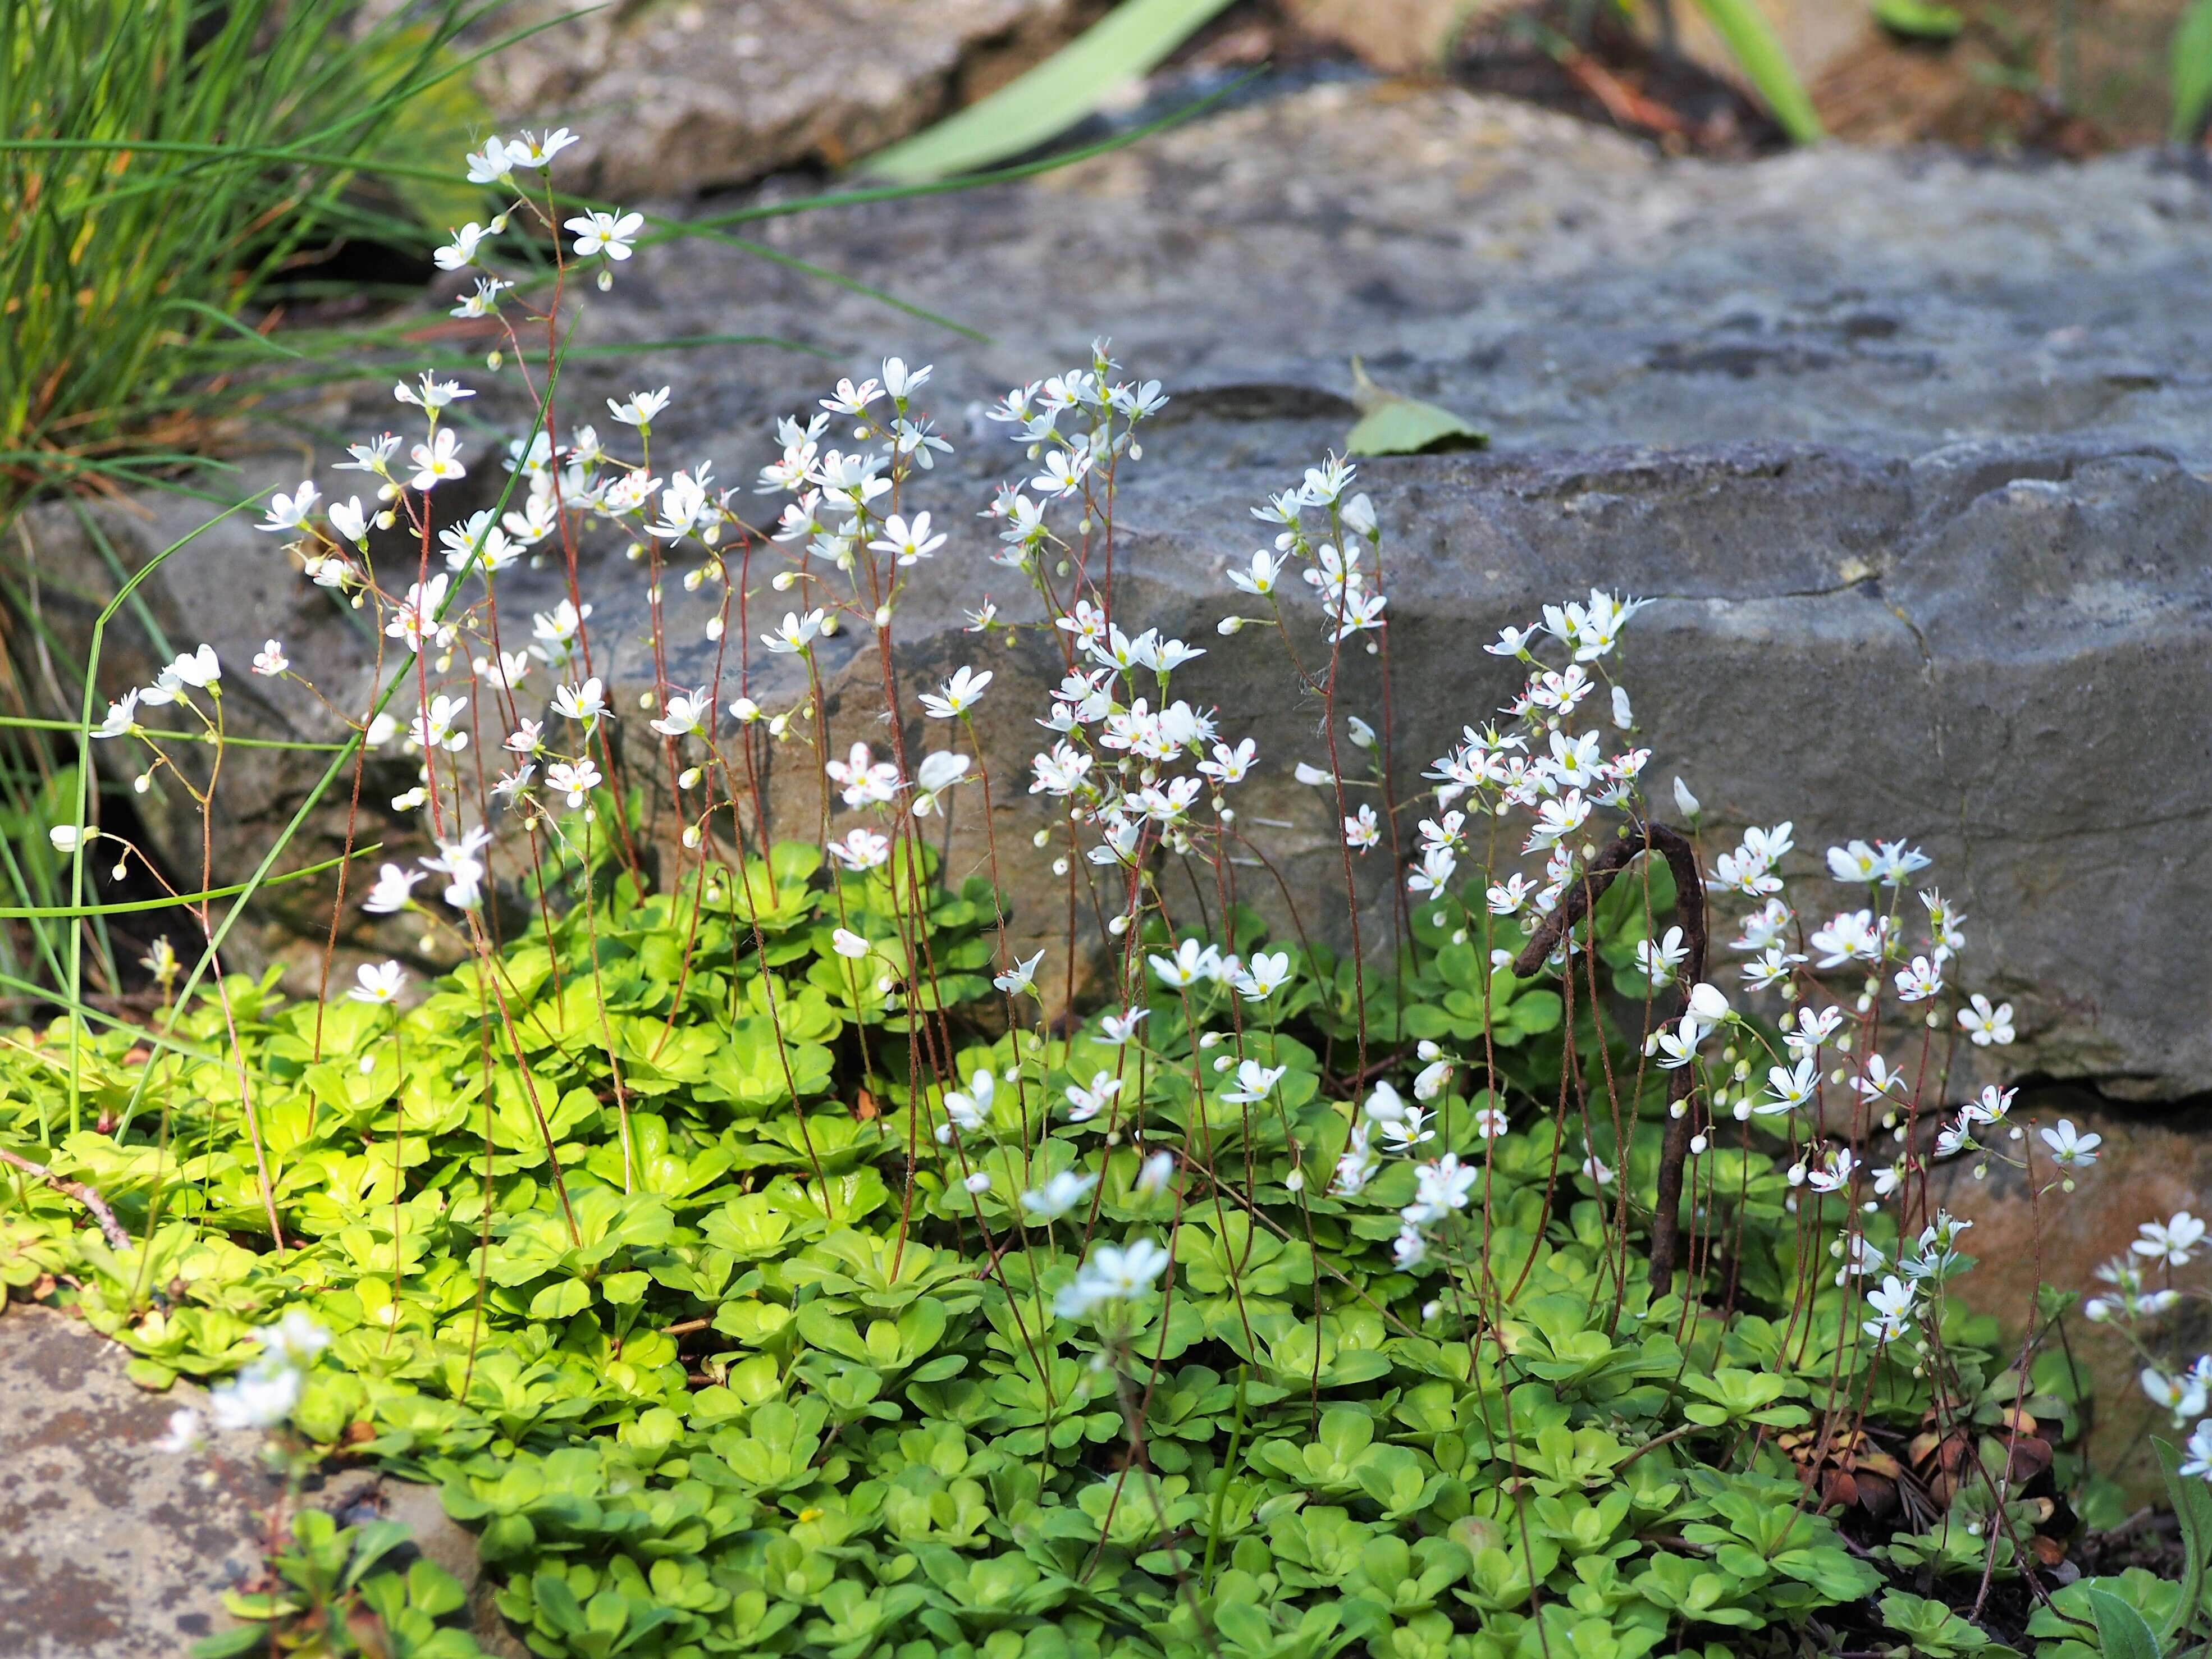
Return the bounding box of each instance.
[608,386,671,428]
[1136,1151,1177,1197]
[433,221,491,271]
[421,825,493,911]
[1784,1003,1844,1059]
[410,693,469,754]
[349,961,406,1004]
[450,277,511,319]
[1343,803,1380,851]
[394,373,471,411]
[1221,1059,1288,1105]
[1806,1146,1857,1194]
[1579,1152,1615,1186]
[545,758,602,809]
[566,208,643,261]
[2135,1212,2208,1268]
[1826,839,1884,884]
[408,427,466,491]
[1958,994,2015,1046]
[1672,776,1701,823]
[1758,1058,1819,1117]
[1231,950,1291,1000]
[2174,1414,2212,1483]
[1023,1171,1099,1221]
[1064,1072,1122,1123]
[1635,926,1688,987]
[1646,1012,1706,1070]
[1810,910,1882,967]
[47,824,83,853]
[762,609,825,655]
[920,665,992,719]
[881,356,931,400]
[1685,981,1731,1026]
[1848,1053,1908,1101]
[92,691,141,739]
[363,862,424,914]
[650,687,710,739]
[1096,1007,1150,1045]
[146,643,221,702]
[552,677,607,725]
[2142,1369,2210,1424]
[828,828,890,871]
[869,512,947,566]
[258,481,320,534]
[1863,1274,1917,1343]
[1474,1106,1510,1140]
[209,1363,302,1431]
[1055,1238,1169,1318]
[1149,937,1219,989]
[944,1070,997,1134]
[1032,448,1092,499]
[506,127,578,168]
[1960,1084,2017,1126]
[1524,789,1591,853]
[992,950,1044,995]
[963,1171,993,1195]
[1486,874,1533,916]
[1228,548,1283,596]
[1334,1123,1379,1196]
[248,639,289,678]
[152,1404,205,1455]
[1404,1153,1477,1222]
[2040,1118,2101,1168]
[1893,955,1944,1002]
[831,927,872,960]
[463,139,515,182]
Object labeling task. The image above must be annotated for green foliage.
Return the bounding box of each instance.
[1871,1,1966,44]
[862,0,1242,184]
[1343,360,1488,459]
[190,1506,482,1658]
[1686,0,1825,145]
[0,0,487,508]
[0,844,2103,1657]
[2173,0,2212,142]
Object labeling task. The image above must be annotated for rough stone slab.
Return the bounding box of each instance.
[0,1306,283,1657]
[0,1308,517,1658]
[20,82,2212,1099]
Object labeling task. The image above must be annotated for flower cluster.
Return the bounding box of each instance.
[155,1311,331,1451]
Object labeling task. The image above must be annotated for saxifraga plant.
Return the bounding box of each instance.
[2,127,2209,1659]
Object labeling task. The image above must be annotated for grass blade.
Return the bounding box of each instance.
[861,0,1242,183]
[2173,0,2212,142]
[1688,0,1824,145]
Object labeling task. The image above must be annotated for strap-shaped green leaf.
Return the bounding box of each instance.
[2173,0,2212,143]
[863,0,1241,182]
[1688,0,1825,145]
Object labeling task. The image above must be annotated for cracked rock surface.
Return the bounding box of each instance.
[0,1307,519,1658]
[24,79,2212,1097]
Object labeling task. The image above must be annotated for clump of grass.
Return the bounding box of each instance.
[0,0,486,510]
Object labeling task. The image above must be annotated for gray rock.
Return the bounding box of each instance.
[459,0,1098,199]
[0,1308,519,1658]
[0,1306,278,1658]
[20,81,2212,1097]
